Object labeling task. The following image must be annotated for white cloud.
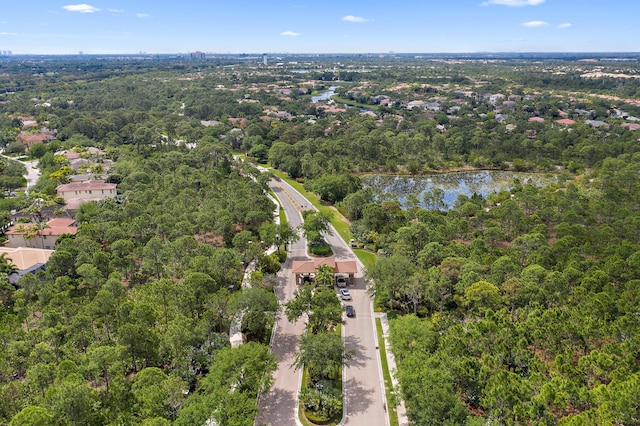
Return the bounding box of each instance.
[107,8,124,13]
[558,22,572,29]
[0,32,18,36]
[483,0,544,6]
[136,13,150,18]
[280,30,301,37]
[62,4,101,13]
[342,15,369,23]
[522,20,549,27]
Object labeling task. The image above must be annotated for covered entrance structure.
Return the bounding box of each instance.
[291,257,358,286]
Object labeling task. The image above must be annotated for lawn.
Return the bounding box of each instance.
[269,170,351,241]
[376,318,399,426]
[353,249,377,268]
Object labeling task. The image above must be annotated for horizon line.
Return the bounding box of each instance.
[2,51,640,57]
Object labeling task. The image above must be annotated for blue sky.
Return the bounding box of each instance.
[1,0,638,54]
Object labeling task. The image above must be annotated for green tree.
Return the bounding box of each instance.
[301,210,333,245]
[9,406,53,426]
[285,285,343,333]
[294,332,353,382]
[464,280,503,312]
[46,373,101,426]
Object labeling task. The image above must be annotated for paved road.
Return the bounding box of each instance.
[0,154,39,191]
[23,159,40,190]
[256,178,389,426]
[255,182,308,426]
[324,216,389,426]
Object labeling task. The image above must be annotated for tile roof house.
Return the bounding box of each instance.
[555,118,576,126]
[6,218,77,250]
[17,133,54,148]
[56,180,117,209]
[0,247,54,285]
[621,123,640,131]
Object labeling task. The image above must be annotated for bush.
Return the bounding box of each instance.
[275,249,287,263]
[5,142,26,155]
[300,385,342,422]
[310,244,332,256]
[259,253,282,274]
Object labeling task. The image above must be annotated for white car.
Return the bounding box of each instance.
[336,276,347,288]
[339,288,351,301]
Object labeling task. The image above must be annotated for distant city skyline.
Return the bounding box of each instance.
[1,0,639,55]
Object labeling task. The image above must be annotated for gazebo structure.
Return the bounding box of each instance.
[291,257,358,286]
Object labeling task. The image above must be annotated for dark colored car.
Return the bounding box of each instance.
[346,305,355,317]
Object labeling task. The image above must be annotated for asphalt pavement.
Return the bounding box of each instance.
[255,178,392,426]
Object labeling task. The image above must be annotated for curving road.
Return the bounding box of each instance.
[0,154,39,192]
[255,178,389,426]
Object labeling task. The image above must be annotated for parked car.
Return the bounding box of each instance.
[345,305,355,317]
[339,288,351,301]
[336,275,347,288]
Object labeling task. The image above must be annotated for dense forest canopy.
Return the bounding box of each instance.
[1,53,640,425]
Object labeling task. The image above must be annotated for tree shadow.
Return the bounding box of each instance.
[343,375,375,416]
[256,387,298,426]
[344,334,369,369]
[270,331,299,364]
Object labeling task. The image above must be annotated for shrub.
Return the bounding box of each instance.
[310,244,332,256]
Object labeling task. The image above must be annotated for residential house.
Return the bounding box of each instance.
[56,180,117,210]
[489,94,505,105]
[5,218,77,250]
[621,123,640,131]
[425,102,441,112]
[574,109,594,117]
[555,118,576,126]
[407,100,426,110]
[17,133,53,148]
[70,158,91,171]
[585,120,608,128]
[0,246,54,284]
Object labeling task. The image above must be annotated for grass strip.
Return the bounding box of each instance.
[376,318,399,426]
[270,169,352,242]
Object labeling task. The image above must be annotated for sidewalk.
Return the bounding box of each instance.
[375,312,410,426]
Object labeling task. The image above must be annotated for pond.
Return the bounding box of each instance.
[360,170,560,210]
[311,86,338,103]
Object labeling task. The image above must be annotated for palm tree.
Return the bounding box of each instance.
[0,253,17,275]
[315,264,335,287]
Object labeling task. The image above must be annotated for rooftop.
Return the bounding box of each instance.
[57,180,117,192]
[291,258,358,275]
[0,247,54,270]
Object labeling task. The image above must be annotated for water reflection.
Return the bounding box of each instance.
[361,171,558,210]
